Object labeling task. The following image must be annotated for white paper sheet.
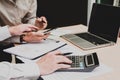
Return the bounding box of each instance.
[42,64,112,80]
[17,44,85,63]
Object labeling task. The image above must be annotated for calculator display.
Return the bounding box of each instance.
[85,54,95,67]
[87,55,93,65]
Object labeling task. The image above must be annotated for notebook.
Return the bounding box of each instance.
[61,3,120,50]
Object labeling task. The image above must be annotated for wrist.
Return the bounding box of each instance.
[8,26,15,36]
[20,34,26,43]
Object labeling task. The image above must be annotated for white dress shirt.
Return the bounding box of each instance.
[0,1,41,79]
[0,62,40,80]
[0,26,40,80]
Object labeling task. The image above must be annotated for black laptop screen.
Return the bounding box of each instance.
[88,3,120,42]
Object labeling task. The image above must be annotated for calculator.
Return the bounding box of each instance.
[58,52,99,72]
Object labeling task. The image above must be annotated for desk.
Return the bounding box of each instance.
[56,24,120,80]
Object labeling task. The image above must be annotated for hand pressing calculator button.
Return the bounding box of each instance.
[57,52,99,72]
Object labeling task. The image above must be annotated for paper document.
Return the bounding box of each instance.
[17,44,85,63]
[4,39,66,59]
[42,64,112,80]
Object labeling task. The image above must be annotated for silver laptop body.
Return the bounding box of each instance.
[61,3,120,50]
[61,32,114,50]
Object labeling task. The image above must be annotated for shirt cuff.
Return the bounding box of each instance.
[0,26,12,41]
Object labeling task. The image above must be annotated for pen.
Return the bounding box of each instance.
[62,52,73,56]
[31,43,67,60]
[43,27,58,34]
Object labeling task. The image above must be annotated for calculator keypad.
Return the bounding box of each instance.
[67,56,85,69]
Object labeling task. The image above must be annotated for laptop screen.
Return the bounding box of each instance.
[88,3,120,43]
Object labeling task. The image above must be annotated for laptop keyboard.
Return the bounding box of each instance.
[75,33,109,45]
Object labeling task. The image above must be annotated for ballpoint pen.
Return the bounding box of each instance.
[43,27,58,34]
[62,52,72,56]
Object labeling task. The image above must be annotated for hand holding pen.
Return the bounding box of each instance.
[35,16,48,30]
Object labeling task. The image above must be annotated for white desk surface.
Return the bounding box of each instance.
[57,24,120,80]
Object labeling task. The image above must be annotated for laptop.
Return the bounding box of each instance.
[61,3,120,50]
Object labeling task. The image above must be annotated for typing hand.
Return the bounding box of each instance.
[36,51,72,76]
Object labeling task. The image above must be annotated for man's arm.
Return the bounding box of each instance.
[1,24,41,43]
[0,62,40,80]
[0,51,72,80]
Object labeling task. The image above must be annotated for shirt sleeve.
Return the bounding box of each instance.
[0,26,12,41]
[0,62,40,80]
[0,25,21,43]
[23,0,37,25]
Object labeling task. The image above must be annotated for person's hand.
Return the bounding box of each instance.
[22,31,50,43]
[35,16,47,30]
[36,51,72,76]
[9,24,39,36]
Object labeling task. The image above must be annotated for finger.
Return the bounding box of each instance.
[57,64,71,69]
[36,18,42,22]
[34,37,44,42]
[42,23,47,27]
[38,17,47,23]
[23,25,39,32]
[57,56,72,64]
[43,32,50,35]
[32,32,49,39]
[41,17,47,23]
[26,24,38,28]
[42,33,50,39]
[48,51,61,55]
[31,32,45,36]
[28,25,39,30]
[30,34,48,42]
